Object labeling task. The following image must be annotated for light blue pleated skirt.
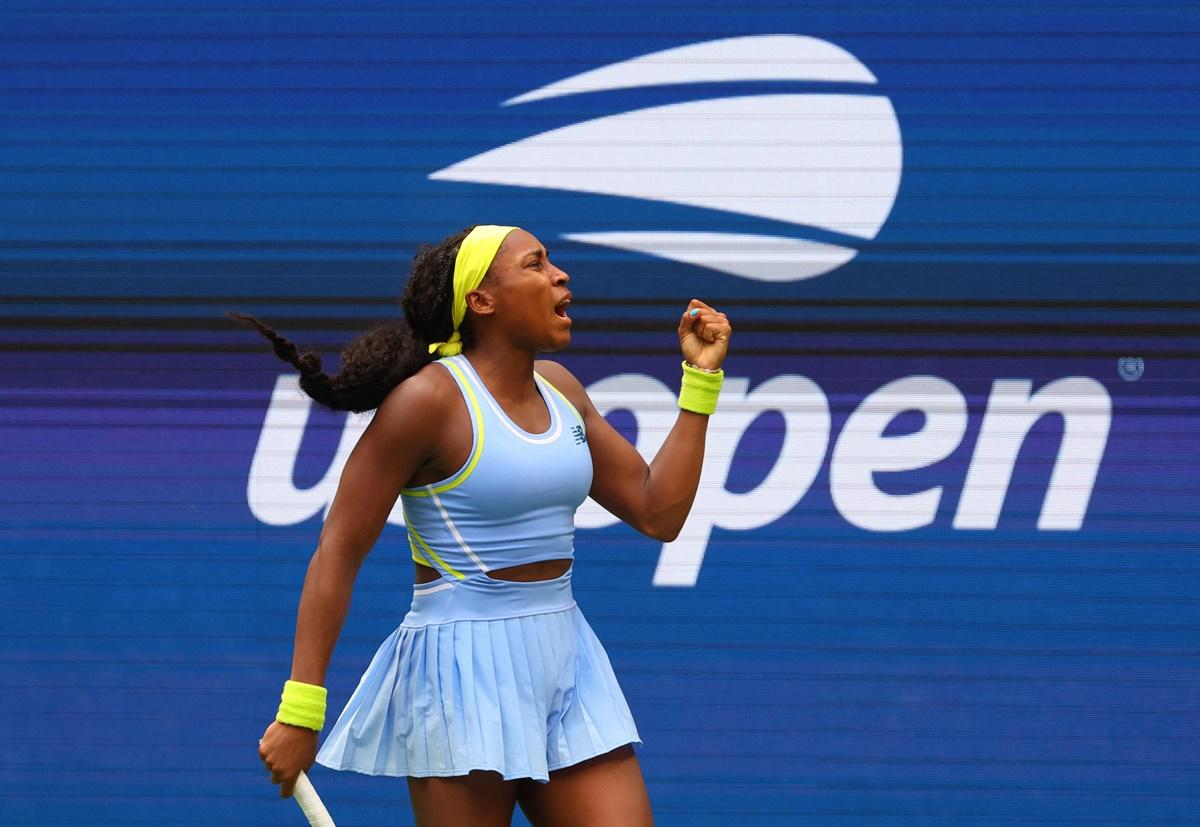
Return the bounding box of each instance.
[314,564,641,783]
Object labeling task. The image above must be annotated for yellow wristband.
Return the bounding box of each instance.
[276,679,327,732]
[678,360,724,415]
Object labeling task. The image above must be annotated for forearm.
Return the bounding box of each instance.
[643,408,711,540]
[288,545,362,686]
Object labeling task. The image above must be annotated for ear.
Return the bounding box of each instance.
[464,286,497,317]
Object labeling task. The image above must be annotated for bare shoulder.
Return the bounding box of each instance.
[534,358,593,416]
[369,360,457,445]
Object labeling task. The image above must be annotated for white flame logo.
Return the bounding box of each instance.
[430,35,903,282]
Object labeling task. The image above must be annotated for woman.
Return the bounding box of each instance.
[235,225,731,826]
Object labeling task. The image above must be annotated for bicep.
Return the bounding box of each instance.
[582,405,655,534]
[316,380,438,563]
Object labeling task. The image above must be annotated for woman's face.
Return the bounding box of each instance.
[472,229,573,352]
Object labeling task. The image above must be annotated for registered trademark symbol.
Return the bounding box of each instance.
[1117,356,1144,382]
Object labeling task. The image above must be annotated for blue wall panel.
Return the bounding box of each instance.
[1,2,1197,824]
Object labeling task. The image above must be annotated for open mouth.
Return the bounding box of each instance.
[553,297,572,321]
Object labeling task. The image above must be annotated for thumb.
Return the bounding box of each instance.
[678,300,704,335]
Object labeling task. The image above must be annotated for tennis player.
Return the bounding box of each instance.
[240,225,731,826]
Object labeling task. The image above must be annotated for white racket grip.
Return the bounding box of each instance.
[293,769,336,827]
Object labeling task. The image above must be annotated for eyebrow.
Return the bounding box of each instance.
[520,246,548,262]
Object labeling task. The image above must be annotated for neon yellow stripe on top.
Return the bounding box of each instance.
[400,358,485,497]
[407,524,466,580]
[407,532,435,569]
[538,373,584,428]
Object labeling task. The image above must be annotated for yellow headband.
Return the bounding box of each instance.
[427,225,519,357]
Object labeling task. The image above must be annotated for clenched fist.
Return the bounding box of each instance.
[678,299,732,371]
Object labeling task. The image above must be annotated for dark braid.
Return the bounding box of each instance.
[227,225,478,413]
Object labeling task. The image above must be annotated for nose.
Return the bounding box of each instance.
[551,262,570,284]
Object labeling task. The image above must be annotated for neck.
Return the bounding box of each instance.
[461,340,537,399]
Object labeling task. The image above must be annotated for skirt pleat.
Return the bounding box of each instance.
[547,609,640,771]
[315,604,640,783]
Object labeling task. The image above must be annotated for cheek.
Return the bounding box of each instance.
[498,289,543,324]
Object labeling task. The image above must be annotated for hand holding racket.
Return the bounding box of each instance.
[261,722,335,824]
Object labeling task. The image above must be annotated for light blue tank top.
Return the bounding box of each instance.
[399,353,593,581]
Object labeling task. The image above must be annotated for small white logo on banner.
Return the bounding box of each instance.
[1117,356,1144,382]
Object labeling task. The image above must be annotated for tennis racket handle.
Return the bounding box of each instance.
[293,769,336,827]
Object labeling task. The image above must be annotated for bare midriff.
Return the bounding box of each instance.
[413,558,573,584]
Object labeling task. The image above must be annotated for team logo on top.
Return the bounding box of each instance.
[430,35,902,283]
[570,424,587,445]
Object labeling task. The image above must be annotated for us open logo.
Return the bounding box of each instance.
[250,39,1113,590]
[430,35,903,283]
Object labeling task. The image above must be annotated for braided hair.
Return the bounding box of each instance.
[228,225,478,413]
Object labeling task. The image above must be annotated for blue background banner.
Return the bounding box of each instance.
[2,2,1197,824]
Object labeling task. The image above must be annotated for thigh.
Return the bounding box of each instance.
[517,745,653,827]
[407,770,520,827]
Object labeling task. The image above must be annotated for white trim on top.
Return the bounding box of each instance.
[412,579,456,595]
[456,354,562,444]
[428,484,491,573]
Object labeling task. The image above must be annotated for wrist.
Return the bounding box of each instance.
[275,679,327,732]
[678,359,724,415]
[683,359,722,374]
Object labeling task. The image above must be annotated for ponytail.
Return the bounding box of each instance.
[226,312,432,413]
[229,224,475,412]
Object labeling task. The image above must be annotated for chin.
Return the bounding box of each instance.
[541,332,571,353]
